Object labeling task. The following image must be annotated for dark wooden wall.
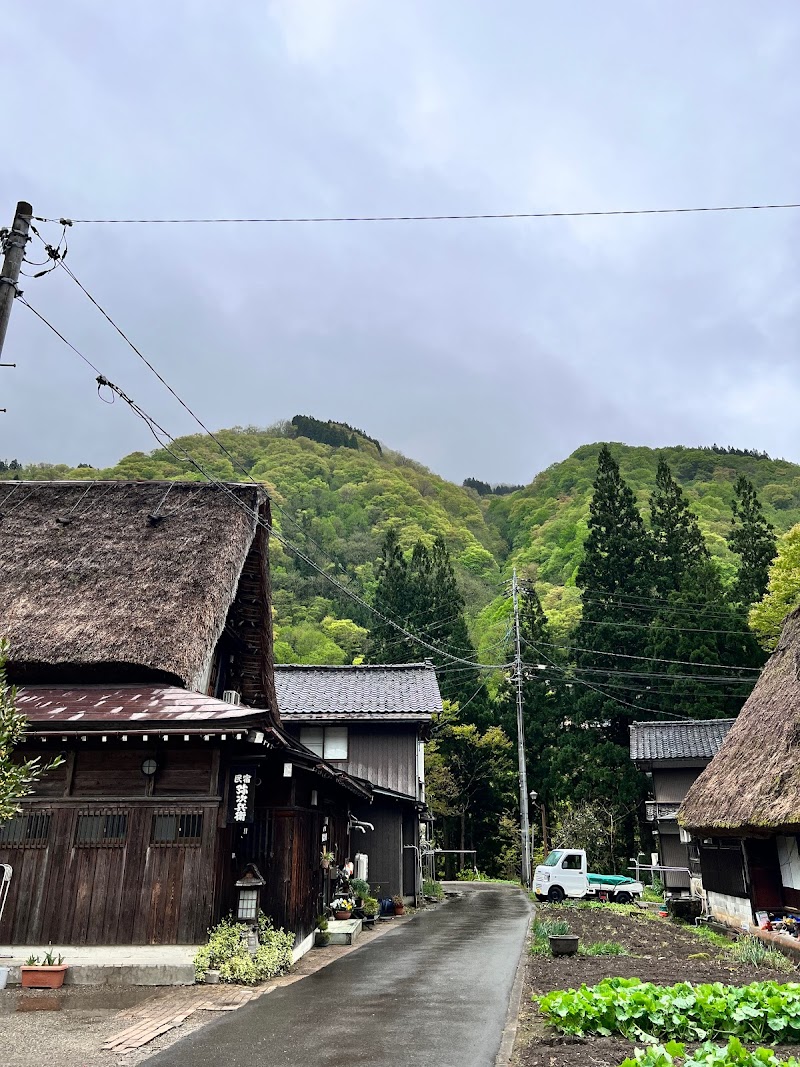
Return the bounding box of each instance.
[0,799,219,945]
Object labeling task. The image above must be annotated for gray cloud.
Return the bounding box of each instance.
[2,1,799,484]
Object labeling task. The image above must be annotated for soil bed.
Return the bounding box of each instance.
[514,903,798,1067]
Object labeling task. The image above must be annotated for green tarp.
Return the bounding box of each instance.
[586,873,636,887]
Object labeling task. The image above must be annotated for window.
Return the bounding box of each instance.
[0,812,51,848]
[543,850,563,867]
[562,854,583,871]
[300,726,348,761]
[75,812,128,847]
[151,812,204,845]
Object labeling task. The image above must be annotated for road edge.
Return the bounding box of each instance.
[495,895,534,1067]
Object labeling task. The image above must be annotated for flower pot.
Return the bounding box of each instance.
[549,935,579,957]
[21,965,68,989]
[394,905,405,916]
[314,932,331,947]
[0,966,9,990]
[321,860,330,870]
[334,910,351,920]
[204,969,220,984]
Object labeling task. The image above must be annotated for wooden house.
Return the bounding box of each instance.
[0,481,369,953]
[630,719,734,893]
[680,607,800,928]
[277,664,440,902]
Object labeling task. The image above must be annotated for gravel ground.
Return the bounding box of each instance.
[0,914,413,1067]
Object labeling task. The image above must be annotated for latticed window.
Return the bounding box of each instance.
[75,812,128,847]
[0,812,51,848]
[151,812,204,845]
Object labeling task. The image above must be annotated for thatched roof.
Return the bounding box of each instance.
[0,482,274,705]
[680,607,800,835]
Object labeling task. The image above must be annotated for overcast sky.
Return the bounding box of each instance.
[2,2,799,485]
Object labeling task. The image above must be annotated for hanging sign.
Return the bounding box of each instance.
[229,765,256,825]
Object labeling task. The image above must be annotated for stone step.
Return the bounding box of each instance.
[327,918,362,946]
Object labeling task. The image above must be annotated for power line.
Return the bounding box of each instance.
[529,637,763,672]
[573,614,755,638]
[33,201,800,226]
[18,299,504,671]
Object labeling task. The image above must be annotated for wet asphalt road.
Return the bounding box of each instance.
[148,883,531,1067]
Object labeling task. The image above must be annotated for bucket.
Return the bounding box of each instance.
[0,966,9,990]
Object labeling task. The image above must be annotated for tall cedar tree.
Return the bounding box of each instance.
[366,529,481,710]
[650,457,708,595]
[566,447,655,862]
[729,475,777,607]
[644,558,765,719]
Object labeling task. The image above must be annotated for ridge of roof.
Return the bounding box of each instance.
[274,663,435,671]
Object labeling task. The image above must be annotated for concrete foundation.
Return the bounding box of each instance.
[0,944,198,986]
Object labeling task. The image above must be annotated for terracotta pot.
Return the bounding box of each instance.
[394,905,405,916]
[334,910,351,920]
[21,965,68,989]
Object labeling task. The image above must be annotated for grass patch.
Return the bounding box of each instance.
[681,922,732,949]
[579,941,629,957]
[529,917,572,955]
[727,935,796,974]
[422,879,444,901]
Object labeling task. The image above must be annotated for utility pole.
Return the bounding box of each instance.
[511,568,532,888]
[0,201,32,373]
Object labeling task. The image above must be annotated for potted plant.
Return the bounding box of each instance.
[21,950,68,989]
[362,896,379,927]
[320,850,335,871]
[548,921,579,957]
[392,895,406,917]
[331,897,354,920]
[315,915,331,947]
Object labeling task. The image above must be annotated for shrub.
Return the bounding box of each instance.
[362,896,379,918]
[423,879,444,901]
[350,878,370,900]
[193,914,295,984]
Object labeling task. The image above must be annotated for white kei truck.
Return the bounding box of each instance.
[533,848,644,904]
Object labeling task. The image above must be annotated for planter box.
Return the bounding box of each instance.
[21,965,68,989]
[549,935,579,957]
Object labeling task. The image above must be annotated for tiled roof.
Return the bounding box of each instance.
[16,685,260,726]
[630,718,735,763]
[275,664,442,721]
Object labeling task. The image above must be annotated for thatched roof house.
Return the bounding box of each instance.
[680,607,800,836]
[0,481,278,716]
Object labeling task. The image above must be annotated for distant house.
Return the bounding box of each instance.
[0,481,368,953]
[680,607,800,928]
[277,664,440,902]
[630,719,734,894]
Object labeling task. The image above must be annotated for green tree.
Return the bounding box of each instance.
[750,523,800,649]
[365,527,412,663]
[425,702,515,873]
[729,475,777,607]
[1,641,61,821]
[649,457,707,595]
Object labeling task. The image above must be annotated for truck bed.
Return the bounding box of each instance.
[586,873,637,886]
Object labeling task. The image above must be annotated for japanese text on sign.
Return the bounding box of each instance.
[233,773,252,823]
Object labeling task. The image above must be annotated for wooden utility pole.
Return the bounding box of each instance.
[511,568,532,887]
[0,201,32,370]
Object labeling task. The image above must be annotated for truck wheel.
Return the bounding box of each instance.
[548,885,565,903]
[615,891,632,904]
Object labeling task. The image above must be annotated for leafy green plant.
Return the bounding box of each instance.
[42,950,65,966]
[316,914,329,932]
[362,896,379,918]
[579,941,628,957]
[423,879,444,901]
[537,978,800,1044]
[193,914,294,984]
[727,936,795,974]
[620,1037,800,1066]
[350,878,370,900]
[24,955,39,966]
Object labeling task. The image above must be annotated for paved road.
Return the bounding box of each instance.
[149,883,531,1067]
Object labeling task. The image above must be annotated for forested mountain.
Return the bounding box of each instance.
[6,423,800,876]
[4,429,800,665]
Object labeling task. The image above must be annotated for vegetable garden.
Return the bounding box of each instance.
[516,905,800,1067]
